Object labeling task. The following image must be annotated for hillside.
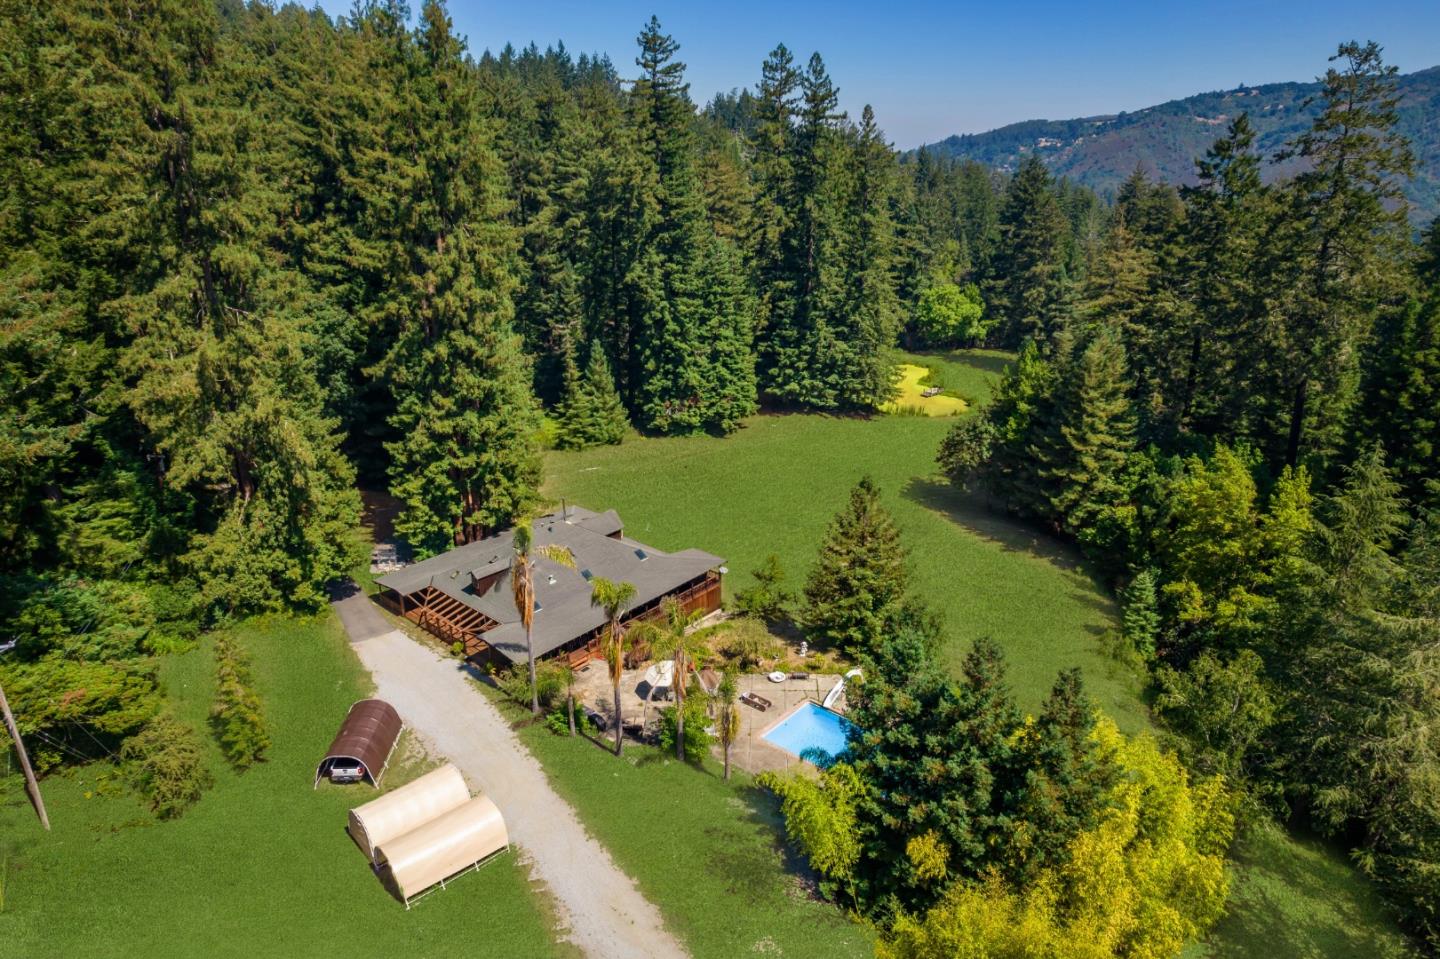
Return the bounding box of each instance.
[920,65,1440,224]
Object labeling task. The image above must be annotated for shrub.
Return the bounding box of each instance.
[658,695,712,763]
[734,554,794,624]
[545,709,570,736]
[717,617,782,669]
[497,660,570,712]
[759,763,864,902]
[121,714,213,819]
[210,634,270,769]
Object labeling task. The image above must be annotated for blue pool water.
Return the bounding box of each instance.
[762,702,857,765]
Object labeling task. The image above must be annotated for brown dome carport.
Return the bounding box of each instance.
[315,699,403,788]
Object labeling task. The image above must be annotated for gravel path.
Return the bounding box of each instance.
[332,588,688,959]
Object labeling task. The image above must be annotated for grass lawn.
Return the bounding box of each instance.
[542,347,1417,957]
[0,617,569,959]
[880,364,968,416]
[896,347,1014,407]
[546,365,1146,729]
[487,689,874,959]
[1188,819,1420,959]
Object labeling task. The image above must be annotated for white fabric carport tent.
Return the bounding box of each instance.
[348,763,469,862]
[374,794,510,908]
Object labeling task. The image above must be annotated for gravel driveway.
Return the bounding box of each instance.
[332,588,688,959]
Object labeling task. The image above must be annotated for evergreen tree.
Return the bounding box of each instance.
[993,156,1069,346]
[556,341,630,449]
[1278,447,1440,943]
[749,43,802,385]
[803,477,909,656]
[751,52,898,410]
[381,2,541,556]
[1352,225,1440,510]
[626,17,757,434]
[1003,669,1118,883]
[1028,325,1137,549]
[846,630,1020,916]
[1268,41,1416,467]
[116,0,361,617]
[1178,114,1273,440]
[1119,568,1161,659]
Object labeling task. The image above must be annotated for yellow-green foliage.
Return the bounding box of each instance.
[879,719,1235,959]
[759,763,864,893]
[881,365,968,417]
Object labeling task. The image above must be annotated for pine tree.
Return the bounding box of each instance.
[556,341,630,449]
[1119,568,1161,659]
[1278,447,1440,943]
[846,629,1020,914]
[626,17,756,434]
[1028,325,1137,550]
[1178,114,1273,440]
[803,477,909,656]
[1352,225,1440,510]
[1269,41,1415,467]
[749,43,802,390]
[993,156,1069,346]
[1003,669,1118,882]
[382,1,540,555]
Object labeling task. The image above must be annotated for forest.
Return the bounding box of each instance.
[1,0,1437,953]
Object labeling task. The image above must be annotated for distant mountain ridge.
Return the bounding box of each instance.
[919,66,1440,224]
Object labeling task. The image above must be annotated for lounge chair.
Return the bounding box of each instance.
[788,672,810,681]
[739,692,770,712]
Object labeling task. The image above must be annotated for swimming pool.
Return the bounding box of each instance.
[762,702,856,766]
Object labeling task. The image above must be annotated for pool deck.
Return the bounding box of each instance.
[568,662,851,775]
[726,674,849,775]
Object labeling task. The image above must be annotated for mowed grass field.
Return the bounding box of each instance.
[543,349,1419,958]
[0,617,568,959]
[547,352,1146,729]
[481,688,875,959]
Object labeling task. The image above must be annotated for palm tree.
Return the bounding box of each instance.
[717,670,740,780]
[562,662,579,736]
[634,597,707,761]
[590,577,636,756]
[512,522,577,715]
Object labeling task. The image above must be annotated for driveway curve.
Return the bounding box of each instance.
[332,587,687,959]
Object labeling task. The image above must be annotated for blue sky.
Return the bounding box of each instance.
[313,1,1440,148]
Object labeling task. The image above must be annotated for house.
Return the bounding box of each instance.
[374,506,724,669]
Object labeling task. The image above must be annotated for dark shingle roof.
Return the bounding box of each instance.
[375,507,722,665]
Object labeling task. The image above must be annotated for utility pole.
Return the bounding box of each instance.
[0,680,49,830]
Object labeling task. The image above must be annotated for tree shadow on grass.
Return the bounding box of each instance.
[949,350,1014,378]
[721,783,836,910]
[1200,821,1420,959]
[901,476,1091,575]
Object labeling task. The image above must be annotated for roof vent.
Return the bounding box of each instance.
[546,574,557,585]
[580,568,593,581]
[634,548,648,561]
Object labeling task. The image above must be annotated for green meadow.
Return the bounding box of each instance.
[0,618,568,959]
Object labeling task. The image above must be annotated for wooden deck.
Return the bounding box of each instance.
[380,585,498,657]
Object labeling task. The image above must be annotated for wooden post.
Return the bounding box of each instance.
[0,679,49,830]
